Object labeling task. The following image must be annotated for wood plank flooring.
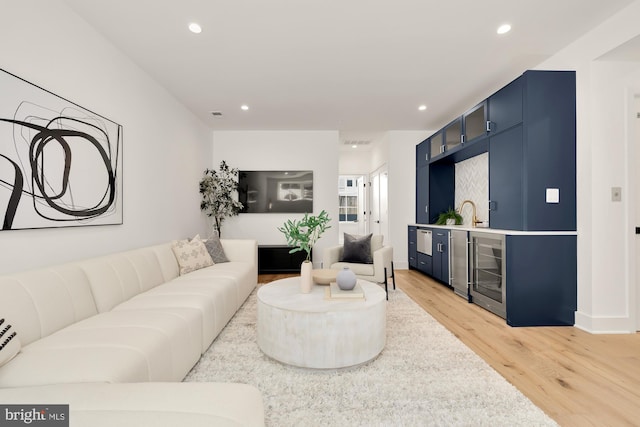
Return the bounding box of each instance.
[259,270,640,426]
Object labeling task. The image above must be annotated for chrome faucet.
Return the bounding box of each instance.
[458,200,483,227]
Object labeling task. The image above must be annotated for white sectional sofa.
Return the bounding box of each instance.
[0,239,264,426]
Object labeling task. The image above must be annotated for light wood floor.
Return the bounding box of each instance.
[260,270,640,426]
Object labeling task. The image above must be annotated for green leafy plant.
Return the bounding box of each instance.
[199,161,243,237]
[435,207,463,225]
[277,210,331,262]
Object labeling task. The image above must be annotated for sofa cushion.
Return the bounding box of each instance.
[171,235,214,275]
[0,382,265,427]
[340,233,373,264]
[0,319,20,367]
[204,234,230,263]
[0,310,201,388]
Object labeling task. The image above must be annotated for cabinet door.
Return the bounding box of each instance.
[444,117,462,152]
[408,227,417,269]
[489,125,523,230]
[416,139,429,168]
[417,252,432,275]
[463,101,487,143]
[489,77,523,133]
[432,231,450,283]
[416,165,429,224]
[429,131,444,160]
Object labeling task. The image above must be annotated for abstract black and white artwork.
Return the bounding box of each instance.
[0,69,123,231]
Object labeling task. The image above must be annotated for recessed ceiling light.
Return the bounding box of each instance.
[241,105,249,111]
[188,23,202,34]
[418,105,427,111]
[352,145,358,149]
[497,24,511,35]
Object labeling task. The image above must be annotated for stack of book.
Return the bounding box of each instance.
[324,282,365,301]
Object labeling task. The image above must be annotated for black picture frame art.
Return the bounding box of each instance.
[238,170,313,213]
[0,69,123,231]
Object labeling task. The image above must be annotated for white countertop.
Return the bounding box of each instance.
[410,223,577,236]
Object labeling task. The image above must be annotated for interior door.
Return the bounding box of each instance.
[370,165,389,243]
[357,176,366,235]
[636,95,640,331]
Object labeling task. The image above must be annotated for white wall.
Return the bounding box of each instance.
[387,131,430,269]
[339,149,371,175]
[211,131,339,268]
[0,1,212,275]
[536,0,640,332]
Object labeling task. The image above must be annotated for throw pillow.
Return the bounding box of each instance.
[171,234,214,275]
[340,233,373,264]
[204,233,229,263]
[0,318,20,367]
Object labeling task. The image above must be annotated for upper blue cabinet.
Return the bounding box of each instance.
[420,70,576,231]
[463,101,488,144]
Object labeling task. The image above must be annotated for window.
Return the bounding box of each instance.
[338,176,359,222]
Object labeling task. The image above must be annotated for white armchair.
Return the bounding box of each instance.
[323,234,395,299]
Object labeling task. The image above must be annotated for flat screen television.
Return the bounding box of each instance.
[238,170,313,213]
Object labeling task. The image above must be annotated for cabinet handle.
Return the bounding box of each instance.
[460,134,465,144]
[486,121,492,132]
[425,153,428,161]
[440,145,445,154]
[425,205,428,213]
[488,200,497,211]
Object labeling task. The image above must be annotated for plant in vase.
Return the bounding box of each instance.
[277,210,331,293]
[199,161,243,237]
[435,207,463,226]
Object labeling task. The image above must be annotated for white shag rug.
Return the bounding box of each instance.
[185,288,557,427]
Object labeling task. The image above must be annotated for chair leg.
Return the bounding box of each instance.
[391,261,396,290]
[383,267,388,300]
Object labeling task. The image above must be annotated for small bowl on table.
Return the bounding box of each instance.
[312,269,337,285]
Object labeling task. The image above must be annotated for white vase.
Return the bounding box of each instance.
[336,267,357,291]
[300,261,313,293]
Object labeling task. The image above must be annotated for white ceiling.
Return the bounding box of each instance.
[63,0,633,133]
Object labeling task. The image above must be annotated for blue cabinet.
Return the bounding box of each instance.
[416,138,429,168]
[417,252,432,275]
[488,77,523,133]
[408,226,417,269]
[432,230,450,284]
[416,165,429,224]
[463,101,488,144]
[489,125,524,230]
[416,139,430,224]
[488,71,576,231]
[429,131,444,161]
[421,70,576,232]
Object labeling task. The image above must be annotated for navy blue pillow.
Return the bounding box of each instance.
[340,233,373,264]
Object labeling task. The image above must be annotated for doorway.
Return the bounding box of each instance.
[370,165,389,243]
[338,175,367,242]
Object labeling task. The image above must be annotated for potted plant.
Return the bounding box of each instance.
[278,210,331,293]
[199,161,243,237]
[435,207,463,226]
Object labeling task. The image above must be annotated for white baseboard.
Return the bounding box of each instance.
[574,311,636,334]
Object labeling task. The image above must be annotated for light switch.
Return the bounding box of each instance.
[612,187,622,202]
[546,188,560,204]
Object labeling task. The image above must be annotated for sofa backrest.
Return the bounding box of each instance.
[80,244,178,313]
[0,263,97,346]
[0,243,181,344]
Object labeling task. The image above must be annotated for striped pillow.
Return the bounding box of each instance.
[0,318,20,367]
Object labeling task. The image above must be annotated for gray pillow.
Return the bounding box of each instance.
[204,234,229,263]
[340,233,373,264]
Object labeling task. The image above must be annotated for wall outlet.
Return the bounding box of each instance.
[611,187,622,202]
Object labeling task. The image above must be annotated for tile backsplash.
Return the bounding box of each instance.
[455,153,489,227]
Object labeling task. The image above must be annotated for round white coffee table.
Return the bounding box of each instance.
[257,277,386,369]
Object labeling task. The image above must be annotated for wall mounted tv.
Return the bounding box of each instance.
[238,171,313,213]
